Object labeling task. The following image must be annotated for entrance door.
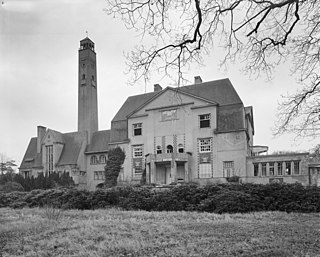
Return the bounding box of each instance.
[177,164,185,182]
[156,166,166,184]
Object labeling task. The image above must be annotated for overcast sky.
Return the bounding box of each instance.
[0,0,317,167]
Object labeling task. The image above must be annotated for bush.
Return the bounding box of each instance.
[0,183,319,214]
[2,181,24,192]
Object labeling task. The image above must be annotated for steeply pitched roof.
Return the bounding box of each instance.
[112,78,242,122]
[19,130,88,169]
[179,78,242,106]
[112,91,159,122]
[57,131,87,166]
[85,130,110,153]
[19,138,43,169]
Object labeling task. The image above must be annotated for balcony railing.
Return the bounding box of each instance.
[146,152,191,163]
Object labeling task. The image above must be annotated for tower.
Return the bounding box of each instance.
[78,37,98,142]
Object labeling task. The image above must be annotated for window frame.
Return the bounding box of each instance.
[223,161,234,178]
[199,138,212,153]
[133,145,143,158]
[199,114,211,128]
[90,155,98,165]
[133,123,142,136]
[199,163,212,178]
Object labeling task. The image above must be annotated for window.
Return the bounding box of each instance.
[261,163,267,176]
[166,145,173,153]
[133,145,143,158]
[293,161,300,175]
[253,163,259,176]
[46,145,53,172]
[223,161,234,177]
[94,171,105,180]
[90,155,98,164]
[178,144,184,153]
[133,123,142,136]
[82,74,86,79]
[156,145,162,154]
[199,138,212,153]
[277,162,283,175]
[269,162,275,176]
[199,114,211,128]
[162,109,177,121]
[199,163,212,178]
[285,162,291,175]
[99,155,106,164]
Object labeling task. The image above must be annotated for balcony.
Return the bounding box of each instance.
[146,152,191,163]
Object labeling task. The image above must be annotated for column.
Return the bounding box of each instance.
[184,161,189,182]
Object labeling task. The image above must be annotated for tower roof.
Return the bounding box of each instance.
[79,37,95,52]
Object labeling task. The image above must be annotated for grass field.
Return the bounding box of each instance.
[0,208,319,257]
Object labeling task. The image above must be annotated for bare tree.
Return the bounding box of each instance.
[105,0,320,138]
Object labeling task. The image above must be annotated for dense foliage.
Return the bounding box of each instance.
[1,183,320,213]
[104,147,126,188]
[0,171,74,192]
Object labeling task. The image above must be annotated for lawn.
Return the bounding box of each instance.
[0,208,319,257]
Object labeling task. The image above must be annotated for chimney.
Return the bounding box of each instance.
[194,76,203,84]
[154,84,162,92]
[37,126,46,153]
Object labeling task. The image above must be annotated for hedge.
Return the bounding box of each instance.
[0,183,319,214]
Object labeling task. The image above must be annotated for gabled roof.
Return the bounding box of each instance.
[57,131,87,166]
[19,130,88,169]
[85,130,110,154]
[112,78,242,122]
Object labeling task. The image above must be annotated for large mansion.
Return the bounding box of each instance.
[19,37,320,190]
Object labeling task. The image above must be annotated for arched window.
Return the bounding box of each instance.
[166,145,173,153]
[99,155,106,164]
[90,155,97,164]
[82,74,86,80]
[156,145,162,154]
[178,144,184,153]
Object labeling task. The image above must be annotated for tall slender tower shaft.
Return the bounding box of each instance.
[78,37,98,142]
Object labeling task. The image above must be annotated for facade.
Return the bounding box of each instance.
[19,37,320,190]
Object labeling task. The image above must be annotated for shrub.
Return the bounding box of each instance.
[2,181,24,192]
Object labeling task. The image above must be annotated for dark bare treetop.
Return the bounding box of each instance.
[105,0,320,138]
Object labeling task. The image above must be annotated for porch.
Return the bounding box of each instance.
[145,153,192,185]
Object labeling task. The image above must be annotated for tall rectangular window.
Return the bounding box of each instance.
[133,123,142,136]
[223,161,234,177]
[199,163,212,178]
[199,138,212,152]
[293,161,300,175]
[277,162,283,176]
[269,162,275,176]
[46,145,53,172]
[199,114,211,128]
[285,162,291,175]
[261,163,267,176]
[253,163,259,176]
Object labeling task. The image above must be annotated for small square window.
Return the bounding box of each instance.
[199,114,211,128]
[133,123,142,136]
